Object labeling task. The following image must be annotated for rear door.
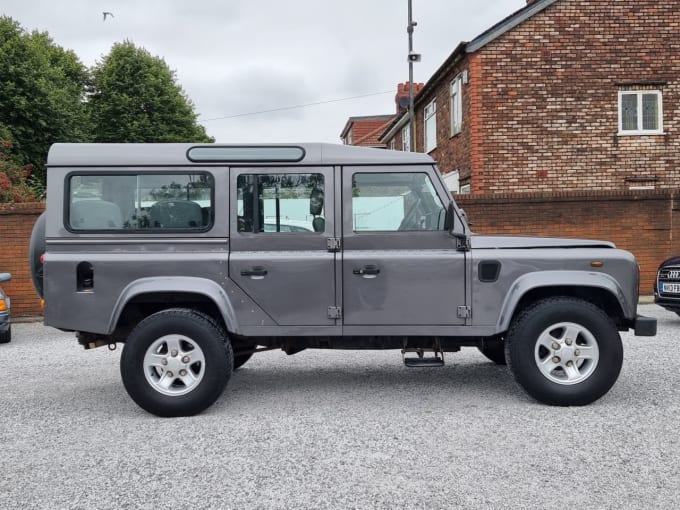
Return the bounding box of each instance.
[228,167,337,326]
[341,166,467,327]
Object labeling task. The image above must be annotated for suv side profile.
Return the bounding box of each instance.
[30,143,656,416]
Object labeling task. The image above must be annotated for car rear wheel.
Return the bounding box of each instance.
[120,308,233,417]
[505,297,623,406]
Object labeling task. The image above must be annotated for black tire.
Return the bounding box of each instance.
[477,339,507,365]
[29,212,46,298]
[505,297,623,406]
[0,324,10,344]
[120,308,233,417]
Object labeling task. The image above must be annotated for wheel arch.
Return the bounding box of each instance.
[108,277,240,337]
[496,271,631,334]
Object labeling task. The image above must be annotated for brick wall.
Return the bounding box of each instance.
[392,0,679,195]
[0,203,45,316]
[474,0,680,193]
[457,189,676,293]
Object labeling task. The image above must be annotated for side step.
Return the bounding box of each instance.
[402,341,445,368]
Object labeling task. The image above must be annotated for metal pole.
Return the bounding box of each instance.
[407,0,416,152]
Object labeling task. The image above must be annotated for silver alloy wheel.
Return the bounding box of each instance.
[534,321,599,385]
[143,334,206,396]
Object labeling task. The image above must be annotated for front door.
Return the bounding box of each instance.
[229,167,337,326]
[341,166,467,327]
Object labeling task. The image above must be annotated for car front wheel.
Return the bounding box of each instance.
[505,297,623,406]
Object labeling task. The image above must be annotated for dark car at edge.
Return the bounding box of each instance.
[654,256,680,315]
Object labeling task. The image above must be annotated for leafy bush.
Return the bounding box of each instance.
[0,140,39,203]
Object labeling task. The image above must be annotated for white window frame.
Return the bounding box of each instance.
[459,184,471,195]
[442,170,460,193]
[618,90,664,135]
[345,131,353,145]
[402,125,411,152]
[424,99,437,153]
[450,76,463,136]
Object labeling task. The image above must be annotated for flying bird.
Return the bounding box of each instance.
[102,11,114,21]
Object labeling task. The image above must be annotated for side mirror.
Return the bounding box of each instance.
[0,273,11,283]
[446,203,470,251]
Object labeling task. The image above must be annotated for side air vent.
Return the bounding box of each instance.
[479,261,501,283]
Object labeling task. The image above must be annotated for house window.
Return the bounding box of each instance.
[442,170,460,193]
[389,139,396,151]
[450,76,463,136]
[459,184,471,195]
[618,91,663,135]
[345,131,353,145]
[402,125,411,152]
[424,100,437,152]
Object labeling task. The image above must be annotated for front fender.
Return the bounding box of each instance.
[496,271,631,333]
[107,277,239,334]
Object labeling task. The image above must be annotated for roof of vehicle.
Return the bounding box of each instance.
[47,143,434,167]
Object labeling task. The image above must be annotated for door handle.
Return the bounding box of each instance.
[241,266,268,279]
[353,265,380,278]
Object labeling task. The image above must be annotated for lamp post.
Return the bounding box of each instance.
[407,0,419,152]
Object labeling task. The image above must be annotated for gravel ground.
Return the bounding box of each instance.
[1,304,678,509]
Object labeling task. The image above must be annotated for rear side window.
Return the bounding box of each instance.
[68,173,213,231]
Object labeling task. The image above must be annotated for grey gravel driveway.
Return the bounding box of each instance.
[1,304,678,509]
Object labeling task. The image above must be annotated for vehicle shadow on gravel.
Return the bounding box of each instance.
[224,359,523,405]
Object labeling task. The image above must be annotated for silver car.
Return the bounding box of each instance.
[30,143,656,416]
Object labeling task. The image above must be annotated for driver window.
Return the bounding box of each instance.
[352,172,446,232]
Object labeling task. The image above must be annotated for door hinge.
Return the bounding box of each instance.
[327,306,342,319]
[457,306,472,319]
[327,237,342,252]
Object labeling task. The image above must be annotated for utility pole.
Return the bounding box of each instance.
[407,0,420,152]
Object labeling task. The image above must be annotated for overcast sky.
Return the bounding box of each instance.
[2,0,524,144]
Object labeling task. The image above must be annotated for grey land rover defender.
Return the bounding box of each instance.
[30,143,656,416]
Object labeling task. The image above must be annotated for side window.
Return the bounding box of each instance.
[352,172,446,232]
[237,173,324,234]
[68,173,213,231]
[618,90,663,135]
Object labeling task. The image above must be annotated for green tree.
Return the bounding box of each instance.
[89,41,213,143]
[0,16,90,181]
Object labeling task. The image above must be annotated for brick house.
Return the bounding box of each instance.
[340,115,395,148]
[379,0,679,194]
[340,83,424,148]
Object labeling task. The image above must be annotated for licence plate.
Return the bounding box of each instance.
[662,283,680,294]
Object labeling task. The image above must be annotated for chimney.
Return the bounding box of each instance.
[395,82,425,114]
